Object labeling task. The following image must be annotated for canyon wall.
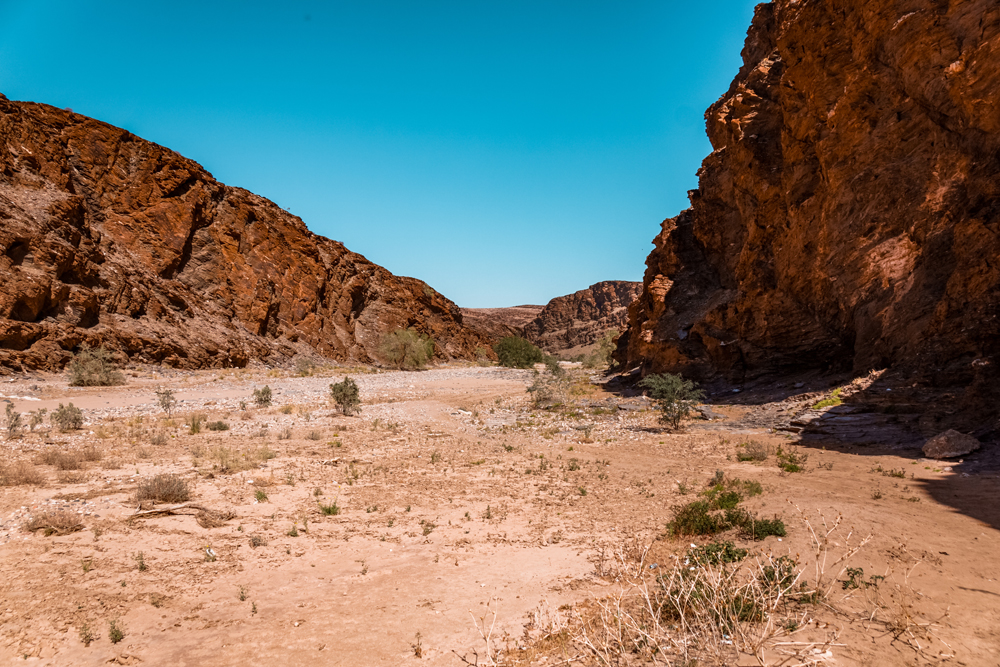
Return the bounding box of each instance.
[523,281,641,354]
[619,0,1000,391]
[0,96,489,371]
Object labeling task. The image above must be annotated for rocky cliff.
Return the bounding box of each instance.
[459,305,544,344]
[620,0,1000,394]
[524,281,641,354]
[0,96,490,371]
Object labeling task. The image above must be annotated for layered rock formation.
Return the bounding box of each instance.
[523,281,641,354]
[0,96,490,371]
[620,0,1000,391]
[459,305,544,344]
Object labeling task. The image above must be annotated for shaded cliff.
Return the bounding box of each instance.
[0,95,490,371]
[523,281,641,354]
[620,1,1000,400]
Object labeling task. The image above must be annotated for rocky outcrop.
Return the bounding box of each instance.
[619,1,1000,394]
[0,95,490,371]
[524,281,641,354]
[459,305,544,344]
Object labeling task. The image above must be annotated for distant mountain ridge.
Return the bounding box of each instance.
[462,281,641,355]
[0,94,490,371]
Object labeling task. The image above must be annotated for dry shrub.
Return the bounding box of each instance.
[135,474,191,503]
[210,445,276,473]
[57,471,88,484]
[81,445,102,462]
[0,461,45,486]
[25,510,84,536]
[196,509,236,528]
[36,450,83,470]
[101,458,123,470]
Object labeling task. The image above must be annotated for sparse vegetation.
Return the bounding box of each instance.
[51,403,84,431]
[812,387,843,409]
[493,336,544,368]
[776,446,808,473]
[206,420,229,431]
[379,328,435,370]
[135,474,191,503]
[25,510,84,536]
[319,499,340,515]
[736,440,770,462]
[79,623,95,646]
[5,403,23,439]
[582,329,617,369]
[638,372,705,430]
[329,377,361,415]
[254,488,268,502]
[155,387,177,416]
[253,386,273,407]
[108,619,125,644]
[249,535,267,548]
[68,345,125,387]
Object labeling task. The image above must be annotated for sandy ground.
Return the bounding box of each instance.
[1,364,999,666]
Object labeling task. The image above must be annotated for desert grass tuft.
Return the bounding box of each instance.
[135,474,191,503]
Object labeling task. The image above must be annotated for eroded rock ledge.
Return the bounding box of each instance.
[0,96,489,370]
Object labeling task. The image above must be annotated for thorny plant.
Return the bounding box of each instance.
[454,597,505,666]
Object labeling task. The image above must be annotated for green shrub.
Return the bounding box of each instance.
[776,446,808,473]
[493,336,545,369]
[686,541,748,566]
[68,345,125,386]
[51,403,84,431]
[736,440,769,462]
[318,499,340,515]
[330,377,361,415]
[379,328,434,370]
[638,373,704,430]
[812,387,843,409]
[5,403,23,439]
[253,386,272,407]
[583,330,618,369]
[155,388,177,416]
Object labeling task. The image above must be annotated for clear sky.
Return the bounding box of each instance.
[0,1,759,307]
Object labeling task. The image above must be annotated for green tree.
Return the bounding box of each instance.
[493,336,545,369]
[638,373,705,430]
[330,377,361,415]
[379,328,434,370]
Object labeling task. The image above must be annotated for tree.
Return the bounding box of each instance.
[330,377,361,415]
[253,386,272,407]
[493,337,545,369]
[155,388,177,417]
[379,328,434,370]
[638,373,705,430]
[68,345,125,387]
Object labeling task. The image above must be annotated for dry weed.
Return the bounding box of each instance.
[25,510,84,536]
[135,474,191,503]
[0,461,45,486]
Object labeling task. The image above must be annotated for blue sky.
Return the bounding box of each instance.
[0,1,759,307]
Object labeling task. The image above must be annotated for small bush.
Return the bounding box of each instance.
[5,403,23,439]
[0,461,44,486]
[206,421,229,432]
[253,386,272,407]
[52,403,84,431]
[306,430,322,441]
[108,619,125,644]
[135,474,191,503]
[686,541,749,566]
[80,624,95,647]
[736,440,770,462]
[812,387,843,410]
[493,336,544,369]
[150,432,169,446]
[28,408,47,432]
[318,499,340,515]
[254,489,268,502]
[638,373,704,430]
[277,427,292,440]
[295,357,317,377]
[249,535,267,548]
[68,345,125,387]
[189,413,205,435]
[582,329,618,369]
[155,387,177,416]
[776,446,808,473]
[330,377,361,415]
[378,328,434,370]
[25,510,84,536]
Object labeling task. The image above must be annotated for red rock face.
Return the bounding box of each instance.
[523,281,641,354]
[459,305,544,344]
[0,96,489,371]
[619,1,1000,389]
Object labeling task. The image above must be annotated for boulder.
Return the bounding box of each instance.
[922,430,981,459]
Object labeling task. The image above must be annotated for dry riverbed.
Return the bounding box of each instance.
[1,364,998,666]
